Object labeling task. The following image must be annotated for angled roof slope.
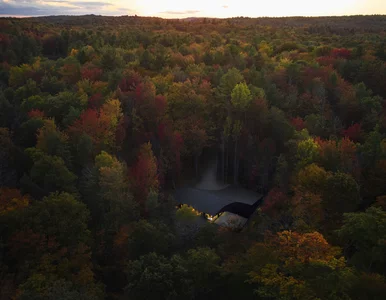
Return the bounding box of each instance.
[214,212,248,229]
[174,186,262,216]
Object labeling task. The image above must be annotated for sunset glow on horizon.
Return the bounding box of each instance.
[0,0,385,18]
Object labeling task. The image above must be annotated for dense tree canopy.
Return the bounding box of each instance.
[1,14,386,299]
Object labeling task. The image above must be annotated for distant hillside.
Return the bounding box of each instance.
[2,14,386,33]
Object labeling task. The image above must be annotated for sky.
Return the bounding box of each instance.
[0,0,385,18]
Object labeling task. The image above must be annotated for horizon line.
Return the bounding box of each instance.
[1,13,386,19]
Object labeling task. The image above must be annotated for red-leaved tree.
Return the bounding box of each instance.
[343,123,363,142]
[129,143,159,212]
[261,188,289,219]
[291,117,306,131]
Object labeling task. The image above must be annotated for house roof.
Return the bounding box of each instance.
[214,212,248,229]
[174,185,262,216]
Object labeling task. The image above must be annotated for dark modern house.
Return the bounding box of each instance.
[174,185,263,226]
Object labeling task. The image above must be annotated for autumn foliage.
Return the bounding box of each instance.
[28,109,45,119]
[274,230,340,264]
[291,117,306,131]
[343,123,363,142]
[129,143,159,209]
[1,15,386,300]
[0,188,29,215]
[68,99,122,151]
[261,188,289,218]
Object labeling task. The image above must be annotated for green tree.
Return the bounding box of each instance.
[46,91,87,125]
[17,118,45,148]
[360,125,384,168]
[179,247,221,299]
[295,138,320,170]
[216,67,244,107]
[24,149,77,196]
[232,119,242,184]
[231,82,252,112]
[36,119,71,165]
[349,273,386,300]
[337,206,386,273]
[176,204,200,222]
[23,192,90,247]
[100,46,124,71]
[0,128,17,186]
[127,220,175,259]
[96,151,138,230]
[125,252,191,300]
[274,154,289,190]
[268,107,295,147]
[323,172,361,216]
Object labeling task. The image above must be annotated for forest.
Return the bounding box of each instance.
[0,14,386,299]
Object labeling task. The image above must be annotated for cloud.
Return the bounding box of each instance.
[160,10,200,15]
[0,1,63,15]
[0,0,129,16]
[48,1,113,8]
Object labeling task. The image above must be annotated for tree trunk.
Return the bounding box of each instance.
[225,140,228,184]
[234,138,238,184]
[222,135,225,183]
[195,154,199,178]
